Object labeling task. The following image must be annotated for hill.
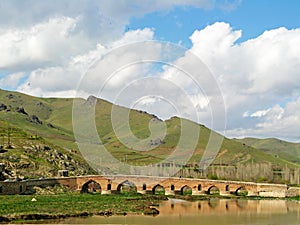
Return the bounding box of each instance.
[236,137,300,165]
[0,88,299,180]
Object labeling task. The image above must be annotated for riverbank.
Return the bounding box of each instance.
[1,193,299,223]
[0,193,166,223]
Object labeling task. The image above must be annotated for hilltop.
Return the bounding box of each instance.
[0,89,299,181]
[237,137,300,165]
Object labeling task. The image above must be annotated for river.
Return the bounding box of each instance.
[62,198,300,225]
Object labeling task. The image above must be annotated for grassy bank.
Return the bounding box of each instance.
[1,192,299,223]
[0,193,166,223]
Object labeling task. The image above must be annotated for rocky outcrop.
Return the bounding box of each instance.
[15,107,28,115]
[28,114,43,124]
[143,207,159,215]
[0,103,7,111]
[150,138,165,146]
[86,95,97,106]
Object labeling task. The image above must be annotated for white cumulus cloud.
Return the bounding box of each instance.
[188,22,300,141]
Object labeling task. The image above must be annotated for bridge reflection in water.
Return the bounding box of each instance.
[62,199,300,225]
[159,199,300,215]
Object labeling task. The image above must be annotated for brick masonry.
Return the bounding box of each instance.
[0,175,299,197]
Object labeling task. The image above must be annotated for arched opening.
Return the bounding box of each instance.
[235,186,248,196]
[171,184,175,191]
[152,184,165,195]
[225,185,230,192]
[117,180,137,194]
[142,183,147,191]
[0,185,2,193]
[181,185,192,195]
[198,184,202,191]
[81,180,101,193]
[107,183,111,190]
[208,186,220,195]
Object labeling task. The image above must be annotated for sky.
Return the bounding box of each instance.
[0,0,300,142]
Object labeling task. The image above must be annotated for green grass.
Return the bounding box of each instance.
[237,137,300,165]
[1,88,299,181]
[289,196,300,201]
[0,193,166,221]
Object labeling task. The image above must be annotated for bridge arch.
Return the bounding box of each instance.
[117,180,137,194]
[152,184,165,195]
[208,185,220,195]
[81,180,101,193]
[181,185,192,195]
[235,186,248,196]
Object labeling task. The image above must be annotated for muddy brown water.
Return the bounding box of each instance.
[59,198,300,225]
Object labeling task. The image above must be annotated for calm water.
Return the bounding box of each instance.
[62,199,300,225]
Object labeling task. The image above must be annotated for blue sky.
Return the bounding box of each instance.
[129,0,300,47]
[0,0,300,142]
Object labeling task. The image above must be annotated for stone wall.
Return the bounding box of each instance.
[0,181,26,194]
[286,187,300,197]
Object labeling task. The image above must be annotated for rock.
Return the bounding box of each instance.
[6,94,14,99]
[15,107,28,115]
[28,115,43,124]
[0,163,5,173]
[31,198,37,202]
[9,155,19,162]
[36,102,44,107]
[44,146,51,151]
[16,160,31,169]
[0,216,11,222]
[143,207,159,215]
[47,123,56,128]
[149,138,165,146]
[0,103,7,111]
[98,210,112,216]
[86,95,97,106]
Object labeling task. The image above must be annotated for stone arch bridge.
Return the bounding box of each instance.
[1,175,292,197]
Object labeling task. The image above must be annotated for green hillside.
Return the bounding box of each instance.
[237,137,300,165]
[0,88,299,179]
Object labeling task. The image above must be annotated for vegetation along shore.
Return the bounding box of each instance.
[0,188,299,223]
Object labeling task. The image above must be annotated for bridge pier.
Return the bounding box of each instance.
[165,190,175,195]
[247,191,259,196]
[101,190,112,194]
[101,183,112,194]
[192,190,206,195]
[220,191,232,196]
